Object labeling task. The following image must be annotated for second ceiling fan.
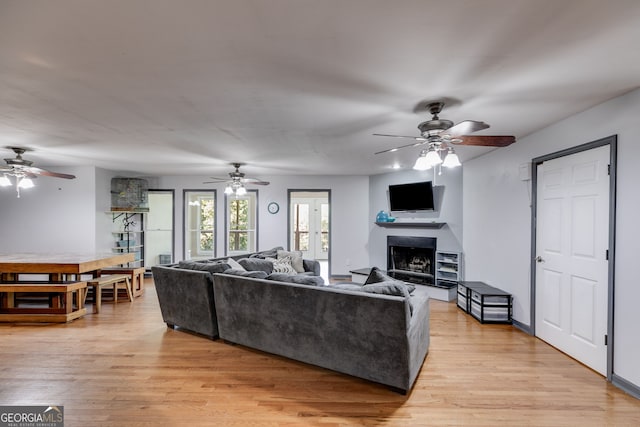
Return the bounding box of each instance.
[203,163,269,196]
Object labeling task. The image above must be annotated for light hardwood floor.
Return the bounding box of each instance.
[0,279,638,426]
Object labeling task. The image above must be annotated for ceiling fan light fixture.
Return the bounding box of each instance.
[442,148,461,168]
[425,147,443,167]
[224,185,234,195]
[0,174,11,187]
[413,150,431,171]
[235,185,247,196]
[18,177,35,189]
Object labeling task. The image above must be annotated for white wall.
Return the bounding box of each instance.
[151,174,370,276]
[463,88,640,389]
[95,167,122,253]
[0,166,98,252]
[368,167,464,270]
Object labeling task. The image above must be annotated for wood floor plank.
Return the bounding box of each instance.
[0,278,638,426]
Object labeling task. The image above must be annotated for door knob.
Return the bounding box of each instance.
[535,256,545,263]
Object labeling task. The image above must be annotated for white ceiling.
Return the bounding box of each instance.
[1,0,640,177]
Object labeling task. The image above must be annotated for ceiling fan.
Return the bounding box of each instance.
[0,147,76,197]
[203,163,269,195]
[373,102,516,169]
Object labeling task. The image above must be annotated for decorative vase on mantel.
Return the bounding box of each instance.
[376,210,389,223]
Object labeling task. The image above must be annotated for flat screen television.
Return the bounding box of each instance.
[388,181,435,212]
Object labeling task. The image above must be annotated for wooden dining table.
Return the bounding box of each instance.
[0,252,135,281]
[0,252,136,322]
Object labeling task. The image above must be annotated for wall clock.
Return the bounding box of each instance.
[267,202,280,214]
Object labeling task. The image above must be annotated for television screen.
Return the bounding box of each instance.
[388,181,435,211]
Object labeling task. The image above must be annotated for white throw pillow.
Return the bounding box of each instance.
[267,256,297,274]
[227,258,246,271]
[277,249,305,273]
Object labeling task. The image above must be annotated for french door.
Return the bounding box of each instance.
[289,191,329,261]
[146,190,174,268]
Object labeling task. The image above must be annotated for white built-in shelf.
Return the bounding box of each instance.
[112,245,144,250]
[374,221,446,229]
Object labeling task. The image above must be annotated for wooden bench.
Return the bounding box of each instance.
[0,281,87,323]
[85,274,133,314]
[99,267,145,297]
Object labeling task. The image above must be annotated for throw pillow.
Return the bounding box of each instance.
[362,280,414,298]
[237,258,274,274]
[277,249,305,273]
[266,256,297,274]
[267,273,325,286]
[364,267,416,293]
[178,260,230,274]
[226,258,246,271]
[249,246,283,259]
[222,269,269,279]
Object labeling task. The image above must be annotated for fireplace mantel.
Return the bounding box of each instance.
[375,221,446,229]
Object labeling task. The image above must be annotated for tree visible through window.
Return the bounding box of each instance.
[199,198,214,252]
[227,191,257,254]
[185,191,216,260]
[229,198,248,251]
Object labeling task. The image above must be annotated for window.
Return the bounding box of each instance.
[226,190,257,255]
[184,190,216,260]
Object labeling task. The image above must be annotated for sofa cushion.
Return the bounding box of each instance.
[177,260,230,274]
[238,258,274,274]
[277,249,305,273]
[226,258,246,271]
[267,273,325,287]
[223,269,269,279]
[329,283,364,292]
[365,267,416,294]
[266,256,298,274]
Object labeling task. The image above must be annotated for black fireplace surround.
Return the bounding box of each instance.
[387,236,437,286]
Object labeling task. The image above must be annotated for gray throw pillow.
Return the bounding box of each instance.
[364,267,416,293]
[178,260,230,274]
[223,269,269,279]
[362,280,413,298]
[267,273,325,286]
[249,246,283,259]
[237,258,274,274]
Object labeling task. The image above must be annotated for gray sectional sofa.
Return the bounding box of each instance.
[151,248,430,393]
[212,272,430,393]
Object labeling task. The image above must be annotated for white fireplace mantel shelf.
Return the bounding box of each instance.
[374,221,446,229]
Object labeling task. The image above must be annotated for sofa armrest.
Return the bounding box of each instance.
[302,259,321,276]
[151,266,219,339]
[406,287,430,389]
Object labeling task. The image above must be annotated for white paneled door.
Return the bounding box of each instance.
[535,145,609,375]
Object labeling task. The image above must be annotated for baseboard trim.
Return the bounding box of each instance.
[512,318,532,335]
[612,373,640,399]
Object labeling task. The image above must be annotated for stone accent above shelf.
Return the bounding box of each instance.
[374,221,446,229]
